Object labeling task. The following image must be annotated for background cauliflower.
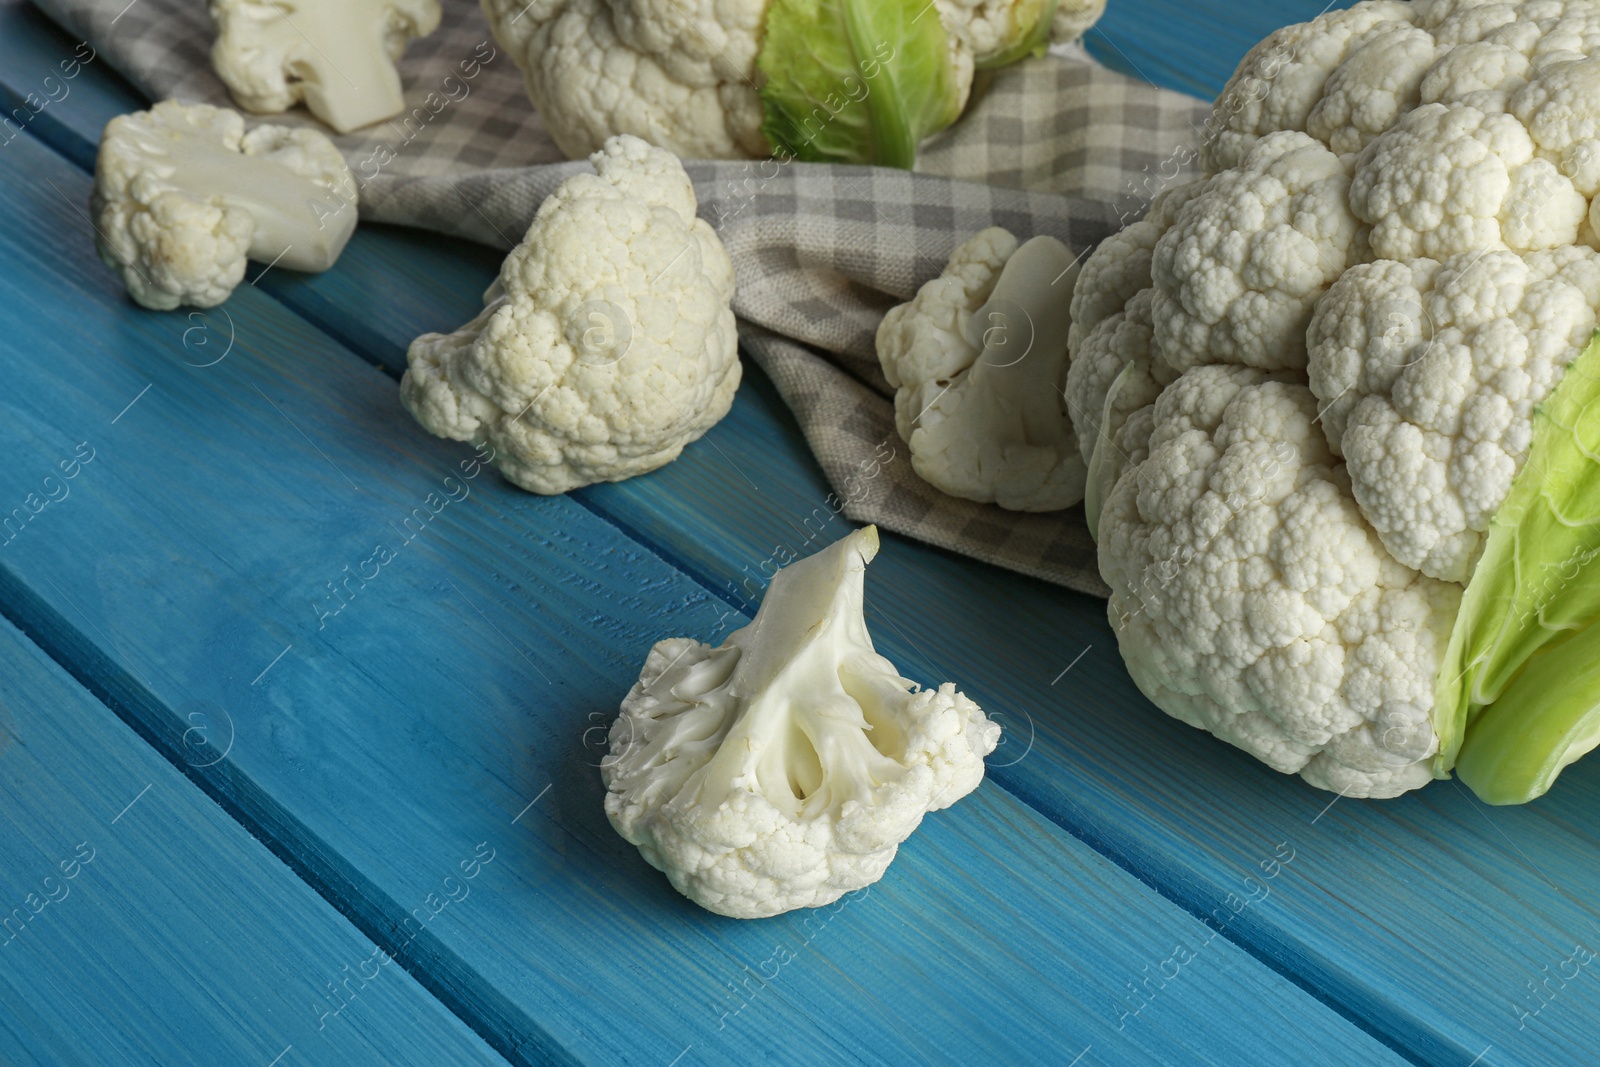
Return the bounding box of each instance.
[1075,0,1600,800]
[876,229,1087,512]
[481,0,1108,165]
[92,101,357,310]
[401,135,739,494]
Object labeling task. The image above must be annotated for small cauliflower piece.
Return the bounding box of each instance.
[1307,246,1600,581]
[92,100,357,311]
[602,526,1000,918]
[876,229,1086,511]
[401,135,739,494]
[1099,365,1462,798]
[211,0,442,134]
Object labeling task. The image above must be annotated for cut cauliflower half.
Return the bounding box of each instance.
[1099,365,1462,799]
[400,135,740,494]
[91,100,357,311]
[481,0,1107,162]
[602,526,1000,918]
[876,228,1086,512]
[210,0,442,134]
[1308,246,1600,581]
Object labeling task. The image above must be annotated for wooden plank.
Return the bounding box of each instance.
[7,3,1592,1065]
[0,615,510,1066]
[1085,0,1360,98]
[0,127,1410,1065]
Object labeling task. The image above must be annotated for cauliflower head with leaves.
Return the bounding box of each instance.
[482,0,1107,166]
[1075,0,1600,802]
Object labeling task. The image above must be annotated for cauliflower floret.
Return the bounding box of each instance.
[1200,1,1417,174]
[1308,246,1600,581]
[876,228,1086,512]
[210,0,441,134]
[91,100,357,311]
[1067,179,1206,363]
[400,135,739,494]
[1099,366,1461,798]
[1351,103,1588,259]
[1509,55,1600,198]
[1153,131,1362,375]
[602,526,1000,918]
[1304,22,1440,156]
[1064,180,1206,477]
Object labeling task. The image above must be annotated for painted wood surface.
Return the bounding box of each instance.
[0,114,1413,1066]
[0,614,510,1066]
[5,2,1600,1066]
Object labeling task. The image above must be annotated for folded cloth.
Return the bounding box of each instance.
[35,0,1210,596]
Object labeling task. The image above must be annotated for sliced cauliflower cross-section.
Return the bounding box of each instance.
[876,228,1086,512]
[92,100,357,311]
[602,526,1001,918]
[211,0,442,134]
[1098,365,1462,799]
[401,135,739,494]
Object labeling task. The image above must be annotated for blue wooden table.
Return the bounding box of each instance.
[1,2,1597,1065]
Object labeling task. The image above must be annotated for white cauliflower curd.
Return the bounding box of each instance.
[1075,0,1600,800]
[400,135,739,494]
[91,101,357,310]
[602,526,1000,918]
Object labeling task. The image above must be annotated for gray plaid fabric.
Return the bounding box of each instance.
[36,0,1210,596]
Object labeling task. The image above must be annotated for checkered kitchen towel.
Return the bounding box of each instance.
[35,0,1211,596]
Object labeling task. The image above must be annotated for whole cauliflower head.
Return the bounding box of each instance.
[1074,0,1600,797]
[210,0,442,134]
[401,135,740,494]
[92,100,357,311]
[481,0,1108,161]
[876,228,1087,512]
[602,526,1001,918]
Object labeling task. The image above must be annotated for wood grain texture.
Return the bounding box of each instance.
[0,615,510,1066]
[9,4,1590,1066]
[0,124,1410,1066]
[13,1,1600,1064]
